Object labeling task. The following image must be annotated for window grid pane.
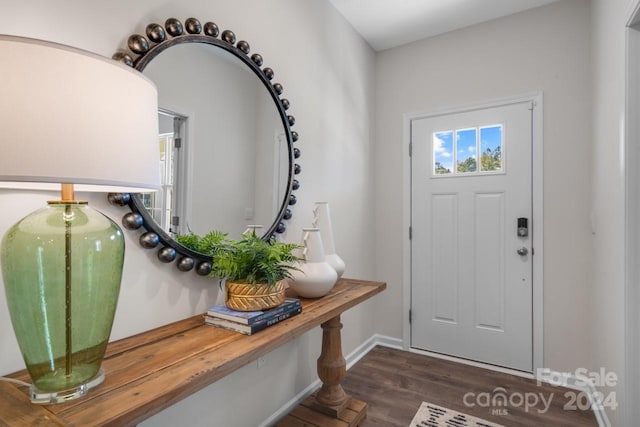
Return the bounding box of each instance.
[433,131,453,175]
[480,125,503,172]
[432,124,503,177]
[456,128,477,173]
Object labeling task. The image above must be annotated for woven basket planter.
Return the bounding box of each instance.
[225,279,286,311]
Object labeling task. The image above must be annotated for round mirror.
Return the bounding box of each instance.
[143,43,290,239]
[109,17,301,275]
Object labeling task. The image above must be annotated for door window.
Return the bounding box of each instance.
[432,124,503,176]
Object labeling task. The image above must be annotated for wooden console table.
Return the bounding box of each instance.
[0,278,385,426]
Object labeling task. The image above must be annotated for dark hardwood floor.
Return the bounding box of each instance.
[341,346,598,427]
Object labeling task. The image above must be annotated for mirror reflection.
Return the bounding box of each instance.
[140,43,289,239]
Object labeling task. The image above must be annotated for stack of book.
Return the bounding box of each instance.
[204,298,302,335]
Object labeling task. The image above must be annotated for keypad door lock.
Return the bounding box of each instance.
[517,217,528,237]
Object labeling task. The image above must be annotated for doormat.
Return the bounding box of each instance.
[409,401,505,427]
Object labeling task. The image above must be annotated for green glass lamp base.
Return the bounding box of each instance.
[30,368,105,404]
[1,202,124,403]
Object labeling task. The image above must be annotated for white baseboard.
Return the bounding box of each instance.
[258,377,320,427]
[260,336,609,427]
[259,334,401,427]
[536,370,611,427]
[346,334,404,370]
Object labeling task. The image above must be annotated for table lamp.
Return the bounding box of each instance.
[0,35,159,404]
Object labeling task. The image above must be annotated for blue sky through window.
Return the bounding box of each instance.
[433,131,453,173]
[480,125,502,154]
[456,128,476,172]
[433,124,503,175]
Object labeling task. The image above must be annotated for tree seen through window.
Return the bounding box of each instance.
[433,124,502,175]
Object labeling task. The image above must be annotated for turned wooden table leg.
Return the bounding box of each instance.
[311,314,351,417]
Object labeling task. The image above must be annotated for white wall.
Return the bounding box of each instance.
[591,0,637,425]
[373,0,593,373]
[6,0,631,425]
[0,1,376,425]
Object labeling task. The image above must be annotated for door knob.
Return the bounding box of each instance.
[517,247,528,256]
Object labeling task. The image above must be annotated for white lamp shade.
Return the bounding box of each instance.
[0,35,160,193]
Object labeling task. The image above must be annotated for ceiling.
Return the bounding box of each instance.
[327,0,561,51]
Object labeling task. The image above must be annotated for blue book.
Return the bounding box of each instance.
[204,304,302,335]
[206,298,301,325]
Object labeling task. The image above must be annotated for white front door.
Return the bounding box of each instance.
[410,101,534,372]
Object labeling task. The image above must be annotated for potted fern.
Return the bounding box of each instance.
[177,230,301,311]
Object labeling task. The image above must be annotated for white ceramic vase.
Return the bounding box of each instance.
[312,202,346,278]
[287,228,337,298]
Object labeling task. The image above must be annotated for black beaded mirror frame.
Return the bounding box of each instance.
[108,17,301,276]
